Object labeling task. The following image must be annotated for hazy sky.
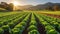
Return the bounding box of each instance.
[0,0,60,6]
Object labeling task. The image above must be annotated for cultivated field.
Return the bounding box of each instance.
[39,11,60,15]
[0,11,60,34]
[36,11,60,18]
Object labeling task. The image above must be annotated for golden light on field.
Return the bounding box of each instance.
[12,1,19,6]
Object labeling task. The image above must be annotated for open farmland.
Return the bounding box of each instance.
[36,11,60,18]
[0,11,60,34]
[39,11,60,15]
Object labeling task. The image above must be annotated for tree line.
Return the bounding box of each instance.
[0,2,14,11]
[46,5,60,11]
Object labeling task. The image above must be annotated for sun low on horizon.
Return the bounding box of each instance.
[12,1,20,6]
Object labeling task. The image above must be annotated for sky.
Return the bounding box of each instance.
[0,0,60,6]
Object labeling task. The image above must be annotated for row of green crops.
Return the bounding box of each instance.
[0,12,30,34]
[35,13,59,34]
[28,13,40,34]
[11,13,31,34]
[0,12,60,34]
[0,12,21,17]
[0,12,27,27]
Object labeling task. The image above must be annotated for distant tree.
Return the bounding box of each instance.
[0,2,8,9]
[8,3,14,11]
[53,5,60,11]
[46,6,54,11]
[0,2,14,11]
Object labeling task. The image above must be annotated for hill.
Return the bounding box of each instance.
[17,5,33,10]
[25,2,60,10]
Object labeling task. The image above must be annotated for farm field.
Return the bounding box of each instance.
[38,11,60,15]
[0,11,60,34]
[35,11,60,18]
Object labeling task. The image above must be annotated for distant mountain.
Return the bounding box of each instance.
[25,2,60,10]
[17,5,33,10]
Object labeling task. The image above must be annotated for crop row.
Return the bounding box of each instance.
[0,12,60,34]
[0,12,30,34]
[35,13,60,34]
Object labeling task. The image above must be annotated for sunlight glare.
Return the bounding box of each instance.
[12,1,19,6]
